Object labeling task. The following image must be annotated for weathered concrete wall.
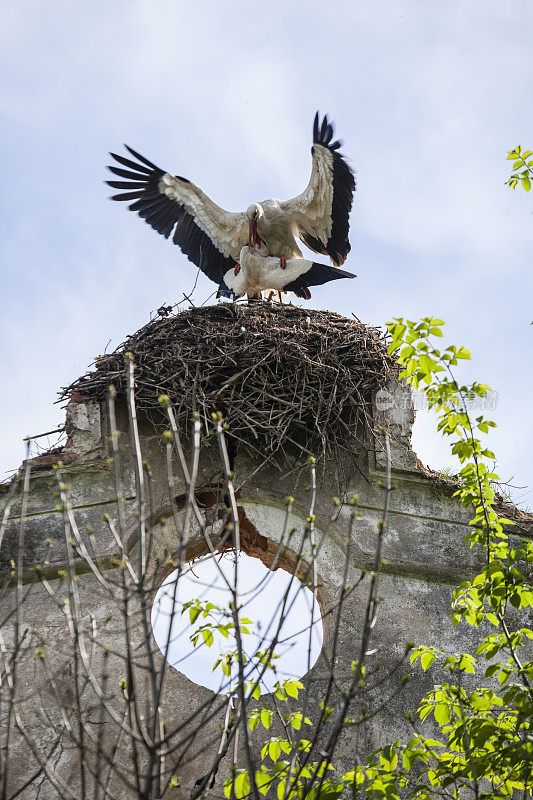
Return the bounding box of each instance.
[1,386,531,798]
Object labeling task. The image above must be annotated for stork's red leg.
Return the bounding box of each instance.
[279,257,287,269]
[234,264,241,275]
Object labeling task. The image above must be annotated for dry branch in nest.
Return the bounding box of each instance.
[62,304,398,465]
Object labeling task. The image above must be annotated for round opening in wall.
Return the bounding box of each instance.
[151,551,323,694]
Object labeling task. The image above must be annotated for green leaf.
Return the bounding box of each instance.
[274,682,286,700]
[434,703,451,725]
[283,680,303,699]
[255,772,271,795]
[498,667,511,685]
[189,606,202,624]
[380,745,398,770]
[420,651,436,671]
[455,346,471,360]
[221,656,231,676]
[201,628,214,647]
[458,653,476,673]
[234,771,250,800]
[261,708,273,729]
[225,771,250,800]
[268,740,281,762]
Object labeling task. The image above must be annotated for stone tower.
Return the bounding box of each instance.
[1,305,530,799]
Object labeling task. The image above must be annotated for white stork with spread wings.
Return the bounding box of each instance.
[106,112,356,298]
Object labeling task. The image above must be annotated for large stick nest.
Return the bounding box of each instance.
[62,304,398,463]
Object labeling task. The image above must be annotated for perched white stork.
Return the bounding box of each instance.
[224,248,355,300]
[106,112,356,298]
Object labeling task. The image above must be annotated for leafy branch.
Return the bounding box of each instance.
[506,145,533,193]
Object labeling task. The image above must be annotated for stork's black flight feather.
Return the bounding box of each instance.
[284,262,355,300]
[106,147,236,286]
[300,112,355,266]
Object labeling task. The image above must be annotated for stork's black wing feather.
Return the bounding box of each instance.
[298,112,356,266]
[106,147,239,286]
[283,262,355,299]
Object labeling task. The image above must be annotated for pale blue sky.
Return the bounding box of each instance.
[151,552,322,693]
[1,1,532,505]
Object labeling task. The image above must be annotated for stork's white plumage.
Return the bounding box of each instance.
[224,248,355,300]
[106,112,356,298]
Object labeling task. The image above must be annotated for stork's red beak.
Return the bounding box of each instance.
[248,219,259,253]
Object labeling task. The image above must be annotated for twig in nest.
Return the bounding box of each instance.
[61,304,398,469]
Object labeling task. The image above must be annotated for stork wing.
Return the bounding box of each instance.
[280,113,356,266]
[106,147,247,285]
